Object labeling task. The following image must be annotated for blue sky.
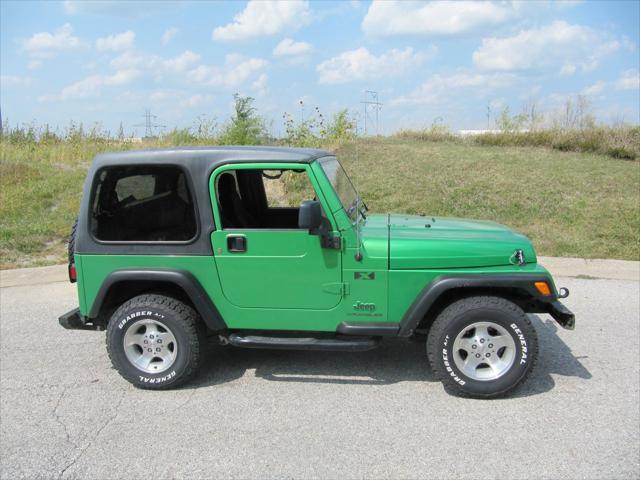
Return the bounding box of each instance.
[1,0,638,137]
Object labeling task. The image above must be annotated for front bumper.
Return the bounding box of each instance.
[546,301,575,330]
[59,308,104,331]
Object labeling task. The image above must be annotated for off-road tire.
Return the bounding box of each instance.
[426,296,538,398]
[67,217,78,265]
[106,294,204,390]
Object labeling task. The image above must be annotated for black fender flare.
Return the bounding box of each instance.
[89,269,227,331]
[398,273,557,336]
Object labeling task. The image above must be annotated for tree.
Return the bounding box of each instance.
[521,98,543,131]
[219,94,266,145]
[556,95,596,130]
[495,106,526,132]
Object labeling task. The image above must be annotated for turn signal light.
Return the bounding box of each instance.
[534,281,551,296]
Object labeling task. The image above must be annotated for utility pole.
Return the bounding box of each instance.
[361,90,382,136]
[134,109,165,138]
[486,101,491,130]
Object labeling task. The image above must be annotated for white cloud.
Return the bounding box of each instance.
[96,31,135,51]
[560,64,577,76]
[273,38,312,57]
[162,27,178,45]
[251,73,269,95]
[473,21,620,72]
[104,69,140,86]
[391,71,517,105]
[60,75,104,99]
[581,81,606,96]
[147,90,214,108]
[163,50,201,72]
[111,50,200,73]
[0,75,33,87]
[187,54,268,88]
[212,0,312,41]
[22,23,84,60]
[106,50,265,89]
[63,0,80,14]
[149,89,180,102]
[180,94,214,108]
[362,1,515,36]
[615,70,640,90]
[110,51,149,69]
[317,46,435,84]
[40,69,139,101]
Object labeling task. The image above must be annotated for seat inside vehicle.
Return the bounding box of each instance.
[91,166,197,242]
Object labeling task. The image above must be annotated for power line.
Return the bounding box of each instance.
[360,90,382,136]
[133,109,165,138]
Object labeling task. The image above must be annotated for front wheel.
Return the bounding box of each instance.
[106,294,204,389]
[426,296,538,398]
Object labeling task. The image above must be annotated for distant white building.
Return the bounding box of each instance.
[458,129,530,136]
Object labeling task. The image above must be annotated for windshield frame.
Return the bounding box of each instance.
[317,156,364,224]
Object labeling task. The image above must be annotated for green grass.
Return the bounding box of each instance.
[1,137,638,268]
[334,138,639,261]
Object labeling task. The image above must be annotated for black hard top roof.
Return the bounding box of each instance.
[93,145,332,167]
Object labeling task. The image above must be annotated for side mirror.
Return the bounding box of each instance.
[298,200,322,231]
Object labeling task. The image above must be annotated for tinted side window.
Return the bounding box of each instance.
[91,166,197,242]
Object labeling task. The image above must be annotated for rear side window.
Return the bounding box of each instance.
[90,166,197,242]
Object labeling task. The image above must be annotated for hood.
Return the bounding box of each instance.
[366,214,536,270]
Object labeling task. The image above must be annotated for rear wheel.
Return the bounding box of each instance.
[106,294,204,389]
[426,296,538,398]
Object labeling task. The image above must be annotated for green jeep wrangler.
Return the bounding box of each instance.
[59,146,574,398]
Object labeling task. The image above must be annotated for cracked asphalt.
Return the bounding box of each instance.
[1,277,639,479]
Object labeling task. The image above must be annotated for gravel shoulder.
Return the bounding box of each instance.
[1,277,639,479]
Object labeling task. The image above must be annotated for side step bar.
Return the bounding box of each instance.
[337,321,399,336]
[227,333,380,352]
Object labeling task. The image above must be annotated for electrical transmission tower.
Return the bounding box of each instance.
[360,90,382,136]
[134,109,165,138]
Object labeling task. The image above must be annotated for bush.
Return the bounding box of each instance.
[393,123,457,143]
[163,128,200,145]
[474,127,638,160]
[324,109,356,142]
[607,147,637,160]
[283,111,322,147]
[218,94,266,145]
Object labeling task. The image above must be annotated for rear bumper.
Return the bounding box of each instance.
[59,308,104,331]
[546,301,575,330]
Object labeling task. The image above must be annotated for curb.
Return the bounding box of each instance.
[0,264,69,288]
[0,257,638,289]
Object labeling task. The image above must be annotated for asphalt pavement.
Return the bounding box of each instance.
[0,276,639,479]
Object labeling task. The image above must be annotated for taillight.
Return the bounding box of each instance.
[68,263,77,283]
